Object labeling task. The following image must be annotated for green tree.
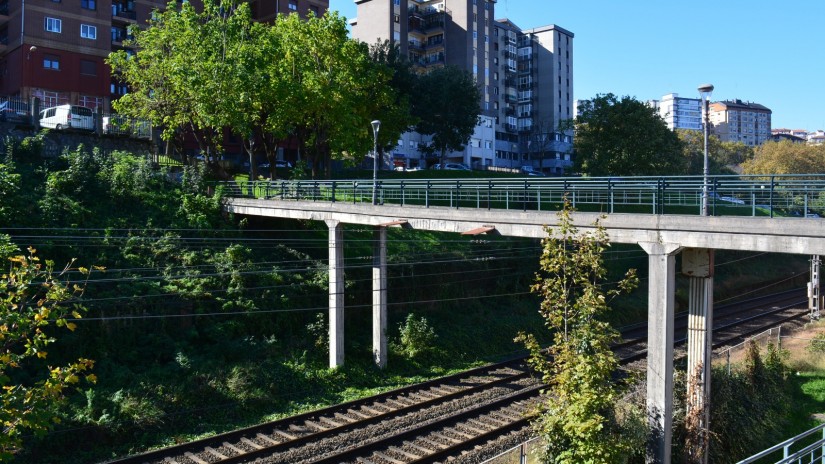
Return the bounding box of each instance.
[368,41,419,161]
[108,0,259,175]
[413,65,482,165]
[574,94,685,176]
[516,201,644,463]
[677,129,753,175]
[742,140,825,175]
[0,242,96,460]
[273,12,396,178]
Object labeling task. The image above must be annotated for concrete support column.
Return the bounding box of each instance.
[639,241,681,464]
[373,226,388,368]
[326,220,345,368]
[682,248,714,464]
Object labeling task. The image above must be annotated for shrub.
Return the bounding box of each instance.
[397,313,438,360]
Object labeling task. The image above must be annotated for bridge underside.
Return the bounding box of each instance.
[227,198,819,464]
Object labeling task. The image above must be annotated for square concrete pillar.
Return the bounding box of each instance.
[326,220,345,368]
[373,226,388,368]
[682,248,714,464]
[639,241,681,464]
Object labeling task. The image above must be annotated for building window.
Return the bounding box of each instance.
[81,0,96,9]
[80,59,97,76]
[45,17,62,33]
[81,24,97,39]
[288,0,297,10]
[309,4,319,15]
[43,54,60,70]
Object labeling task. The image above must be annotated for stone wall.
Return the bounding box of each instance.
[0,121,157,159]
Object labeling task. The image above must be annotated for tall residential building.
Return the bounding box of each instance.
[708,99,772,147]
[648,93,702,131]
[0,0,328,112]
[351,0,574,174]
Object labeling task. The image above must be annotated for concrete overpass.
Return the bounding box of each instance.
[225,195,823,464]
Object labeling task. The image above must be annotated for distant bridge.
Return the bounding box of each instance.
[220,174,825,464]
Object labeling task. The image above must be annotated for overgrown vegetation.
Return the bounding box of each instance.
[671,334,825,463]
[516,201,646,463]
[0,135,818,463]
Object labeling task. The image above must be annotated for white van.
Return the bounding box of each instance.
[39,105,95,131]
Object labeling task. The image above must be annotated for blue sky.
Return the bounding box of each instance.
[329,0,825,131]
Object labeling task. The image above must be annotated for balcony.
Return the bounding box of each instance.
[112,3,137,25]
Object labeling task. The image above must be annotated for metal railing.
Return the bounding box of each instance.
[217,174,825,218]
[482,437,542,463]
[735,423,825,463]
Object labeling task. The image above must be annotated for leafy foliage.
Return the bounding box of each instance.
[573,94,685,176]
[674,341,790,462]
[808,333,825,354]
[677,129,753,175]
[516,200,642,463]
[413,66,482,165]
[0,248,96,460]
[742,140,825,175]
[395,313,438,360]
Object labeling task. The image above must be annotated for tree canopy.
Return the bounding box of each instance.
[413,65,482,165]
[573,94,685,176]
[677,130,753,175]
[742,140,825,175]
[108,0,402,179]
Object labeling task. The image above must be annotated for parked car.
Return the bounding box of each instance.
[441,163,471,171]
[39,104,94,131]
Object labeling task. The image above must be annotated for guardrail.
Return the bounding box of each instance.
[216,174,825,217]
[735,422,825,463]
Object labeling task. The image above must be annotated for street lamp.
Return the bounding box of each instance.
[698,83,714,216]
[371,120,381,205]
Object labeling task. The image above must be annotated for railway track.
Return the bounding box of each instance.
[106,289,810,464]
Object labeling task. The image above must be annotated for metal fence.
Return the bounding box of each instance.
[481,437,543,464]
[217,174,825,218]
[0,94,152,140]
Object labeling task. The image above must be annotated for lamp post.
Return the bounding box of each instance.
[371,120,381,205]
[698,83,714,216]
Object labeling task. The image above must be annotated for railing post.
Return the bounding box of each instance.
[523,179,528,212]
[280,181,286,200]
[770,176,775,218]
[331,181,336,203]
[455,180,460,209]
[401,180,405,206]
[805,186,809,217]
[313,181,318,201]
[608,178,614,214]
[487,180,492,210]
[353,181,357,204]
[537,184,542,211]
[379,181,383,205]
[426,180,430,208]
[476,185,480,209]
[752,189,756,217]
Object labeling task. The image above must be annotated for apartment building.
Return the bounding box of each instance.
[351,0,574,174]
[708,99,772,147]
[648,93,702,131]
[0,0,328,112]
